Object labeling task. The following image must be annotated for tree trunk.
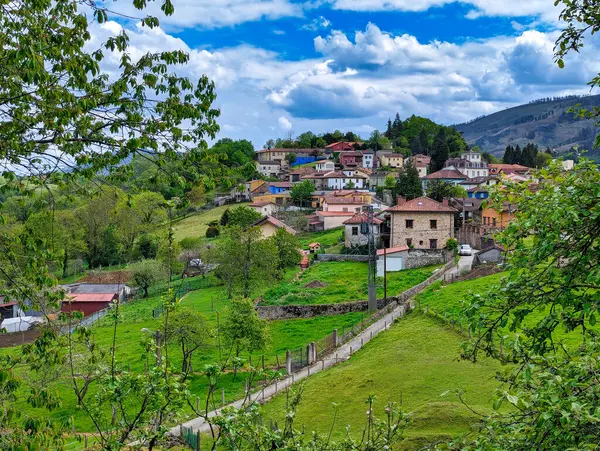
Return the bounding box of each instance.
[62,248,69,278]
[144,286,149,298]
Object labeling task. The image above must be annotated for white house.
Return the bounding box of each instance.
[248,201,278,216]
[316,160,336,172]
[323,172,366,190]
[362,151,374,169]
[256,160,281,178]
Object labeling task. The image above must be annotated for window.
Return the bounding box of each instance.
[419,240,424,245]
[430,219,437,229]
[430,239,438,249]
[492,218,497,226]
[406,238,413,246]
[352,227,359,236]
[343,207,348,212]
[405,219,414,229]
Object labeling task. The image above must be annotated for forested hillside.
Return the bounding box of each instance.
[456,95,600,156]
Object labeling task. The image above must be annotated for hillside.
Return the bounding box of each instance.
[456,95,600,156]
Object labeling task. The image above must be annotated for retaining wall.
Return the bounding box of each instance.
[257,259,456,320]
[404,249,453,269]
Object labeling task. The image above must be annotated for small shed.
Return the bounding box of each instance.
[474,245,505,267]
[61,293,117,317]
[376,246,409,277]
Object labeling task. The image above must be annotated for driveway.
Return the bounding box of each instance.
[445,252,476,281]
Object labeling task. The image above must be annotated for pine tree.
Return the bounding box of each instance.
[396,163,423,200]
[410,136,423,154]
[503,146,514,164]
[513,145,522,165]
[385,118,393,138]
[430,134,450,172]
[419,129,429,155]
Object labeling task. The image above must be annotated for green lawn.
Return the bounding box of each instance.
[260,313,504,449]
[296,227,344,249]
[172,204,242,242]
[261,262,441,306]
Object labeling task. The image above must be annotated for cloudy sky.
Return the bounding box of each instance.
[96,0,600,148]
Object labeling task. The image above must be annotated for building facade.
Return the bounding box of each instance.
[343,212,382,248]
[387,197,456,249]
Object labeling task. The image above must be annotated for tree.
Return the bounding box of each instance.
[136,233,159,259]
[130,259,165,298]
[165,308,208,375]
[285,153,297,166]
[207,227,278,298]
[270,228,301,276]
[315,137,327,148]
[503,145,515,164]
[396,163,423,200]
[290,180,315,207]
[345,180,356,189]
[384,175,397,189]
[430,132,450,172]
[227,206,262,228]
[368,130,383,151]
[221,298,270,363]
[481,151,500,164]
[265,139,275,150]
[220,208,231,227]
[426,180,463,202]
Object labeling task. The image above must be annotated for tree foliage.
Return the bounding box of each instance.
[270,228,301,276]
[227,206,262,229]
[396,163,423,200]
[221,298,270,359]
[130,259,165,297]
[290,180,315,207]
[426,180,465,202]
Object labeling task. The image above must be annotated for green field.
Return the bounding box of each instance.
[260,313,504,449]
[172,204,239,242]
[261,262,441,306]
[296,227,344,249]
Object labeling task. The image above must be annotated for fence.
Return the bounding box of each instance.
[152,281,191,318]
[181,425,201,450]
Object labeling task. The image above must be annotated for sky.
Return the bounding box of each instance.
[93,0,600,149]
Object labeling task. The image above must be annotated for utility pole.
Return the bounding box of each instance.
[383,246,387,301]
[362,205,377,311]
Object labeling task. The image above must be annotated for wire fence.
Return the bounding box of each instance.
[181,425,201,450]
[152,281,191,318]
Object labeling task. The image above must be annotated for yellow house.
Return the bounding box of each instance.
[254,216,297,237]
[252,192,291,206]
[378,152,404,168]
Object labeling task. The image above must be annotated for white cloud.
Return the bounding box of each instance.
[278,116,293,129]
[302,16,332,31]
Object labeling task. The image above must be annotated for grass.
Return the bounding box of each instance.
[2,270,366,432]
[172,204,241,242]
[260,313,504,448]
[296,228,344,250]
[261,262,441,306]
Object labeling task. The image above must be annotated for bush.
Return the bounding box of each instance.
[206,226,220,238]
[180,237,203,250]
[446,238,459,252]
[137,233,159,259]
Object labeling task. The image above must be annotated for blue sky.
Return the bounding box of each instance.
[94,0,598,148]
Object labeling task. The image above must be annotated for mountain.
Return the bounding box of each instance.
[455,95,600,156]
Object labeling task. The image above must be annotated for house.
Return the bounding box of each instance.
[253,216,296,237]
[339,151,363,168]
[232,180,268,201]
[251,192,291,206]
[362,150,375,169]
[482,201,517,229]
[449,198,483,224]
[473,244,505,267]
[315,211,356,230]
[376,246,409,276]
[322,172,366,190]
[325,141,362,152]
[256,160,281,178]
[248,201,278,216]
[322,196,366,213]
[67,283,131,301]
[256,148,320,169]
[311,190,373,208]
[316,160,336,172]
[268,182,291,194]
[406,154,430,177]
[444,152,489,179]
[467,186,490,200]
[421,168,467,190]
[289,167,316,183]
[369,171,399,190]
[378,152,404,168]
[386,196,457,249]
[343,212,383,248]
[309,242,321,253]
[488,164,530,176]
[61,293,117,317]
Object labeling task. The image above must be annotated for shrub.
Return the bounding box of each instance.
[446,238,459,252]
[206,226,220,238]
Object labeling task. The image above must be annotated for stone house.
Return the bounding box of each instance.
[343,212,383,248]
[256,160,281,178]
[386,196,457,250]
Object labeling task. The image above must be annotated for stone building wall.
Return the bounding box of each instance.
[390,212,454,249]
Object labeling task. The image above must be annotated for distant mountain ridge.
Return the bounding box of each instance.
[455,95,600,156]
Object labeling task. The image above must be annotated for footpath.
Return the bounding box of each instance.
[170,299,410,436]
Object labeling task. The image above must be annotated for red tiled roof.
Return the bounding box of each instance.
[489,164,530,173]
[423,168,467,180]
[323,196,366,205]
[249,201,276,207]
[376,246,409,255]
[325,141,363,149]
[386,196,457,213]
[290,167,317,175]
[67,293,116,303]
[269,182,291,188]
[254,216,297,234]
[257,148,317,154]
[343,213,384,225]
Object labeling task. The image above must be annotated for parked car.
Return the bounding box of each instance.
[459,244,473,256]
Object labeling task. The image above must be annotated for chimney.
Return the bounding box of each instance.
[442,198,449,206]
[396,195,406,206]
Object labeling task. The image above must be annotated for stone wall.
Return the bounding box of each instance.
[316,254,369,262]
[257,259,455,320]
[404,249,453,269]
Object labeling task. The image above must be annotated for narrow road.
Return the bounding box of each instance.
[170,301,410,436]
[444,253,476,281]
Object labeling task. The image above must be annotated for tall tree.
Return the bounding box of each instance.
[227,206,262,228]
[290,180,315,207]
[270,228,301,277]
[425,180,463,202]
[430,130,450,172]
[396,163,423,200]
